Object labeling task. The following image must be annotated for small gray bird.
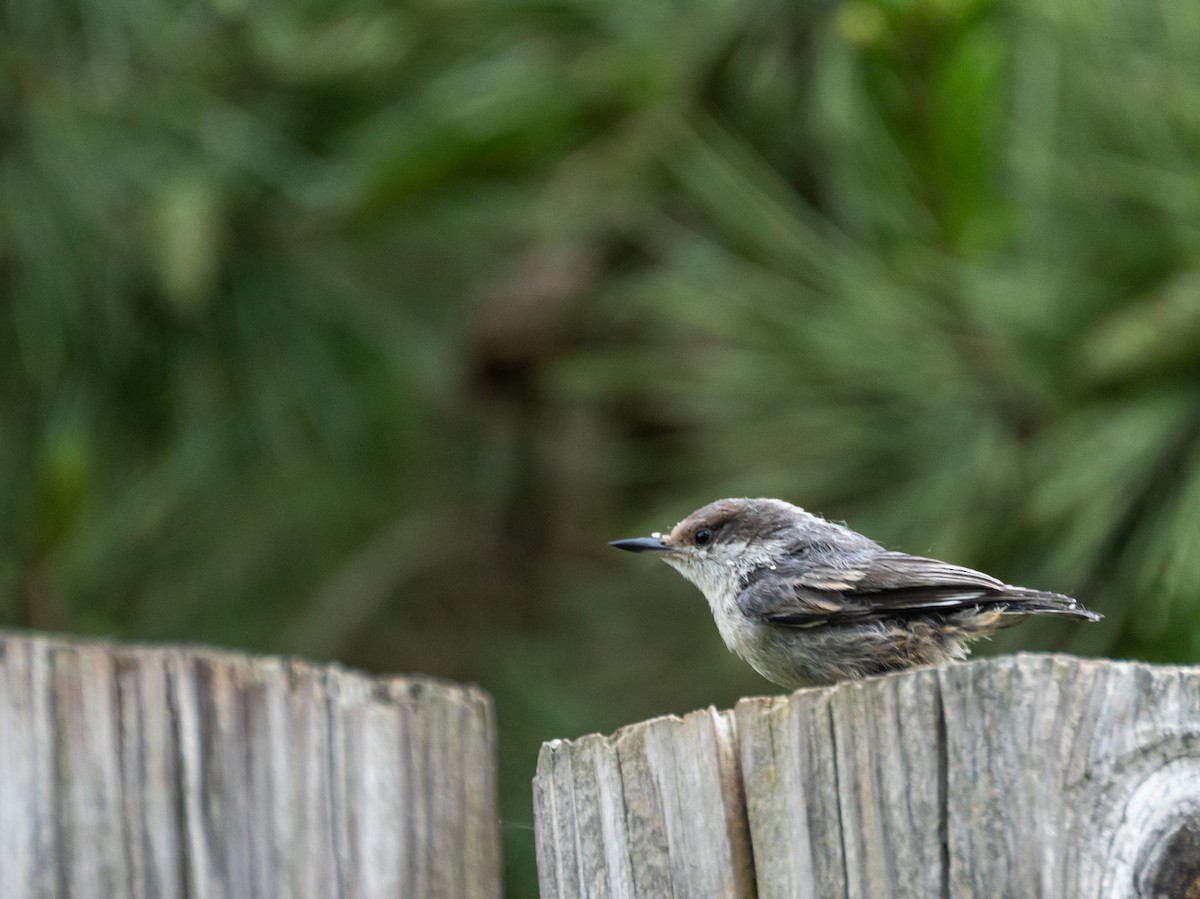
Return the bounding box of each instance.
[611,498,1101,688]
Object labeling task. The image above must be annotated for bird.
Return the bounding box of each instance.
[610,497,1101,688]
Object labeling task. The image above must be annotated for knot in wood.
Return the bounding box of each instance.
[1138,817,1200,899]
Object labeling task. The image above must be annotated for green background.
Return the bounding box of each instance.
[4,0,1200,893]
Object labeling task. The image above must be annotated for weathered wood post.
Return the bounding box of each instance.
[0,631,502,899]
[534,654,1200,898]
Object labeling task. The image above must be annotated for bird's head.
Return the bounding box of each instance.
[610,498,806,599]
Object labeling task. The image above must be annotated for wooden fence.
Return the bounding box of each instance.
[533,654,1200,898]
[2,632,1198,898]
[0,631,500,899]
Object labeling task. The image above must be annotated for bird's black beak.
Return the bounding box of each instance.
[609,536,673,553]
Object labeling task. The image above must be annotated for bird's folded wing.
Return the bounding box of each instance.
[798,552,1008,592]
[737,552,1051,627]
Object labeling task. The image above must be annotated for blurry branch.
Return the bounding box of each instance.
[17,560,67,632]
[464,242,607,620]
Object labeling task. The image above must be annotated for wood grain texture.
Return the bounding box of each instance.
[534,706,754,899]
[0,631,501,899]
[534,654,1200,898]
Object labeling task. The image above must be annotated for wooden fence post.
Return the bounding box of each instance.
[0,631,502,899]
[533,653,1200,898]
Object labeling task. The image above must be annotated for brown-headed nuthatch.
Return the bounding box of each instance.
[611,497,1101,688]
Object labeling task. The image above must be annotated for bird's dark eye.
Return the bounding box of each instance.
[694,527,713,546]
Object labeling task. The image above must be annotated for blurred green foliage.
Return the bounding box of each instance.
[4,0,1200,892]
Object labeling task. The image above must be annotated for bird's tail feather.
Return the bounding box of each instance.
[997,588,1102,621]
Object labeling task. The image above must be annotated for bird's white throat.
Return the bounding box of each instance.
[662,542,774,652]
